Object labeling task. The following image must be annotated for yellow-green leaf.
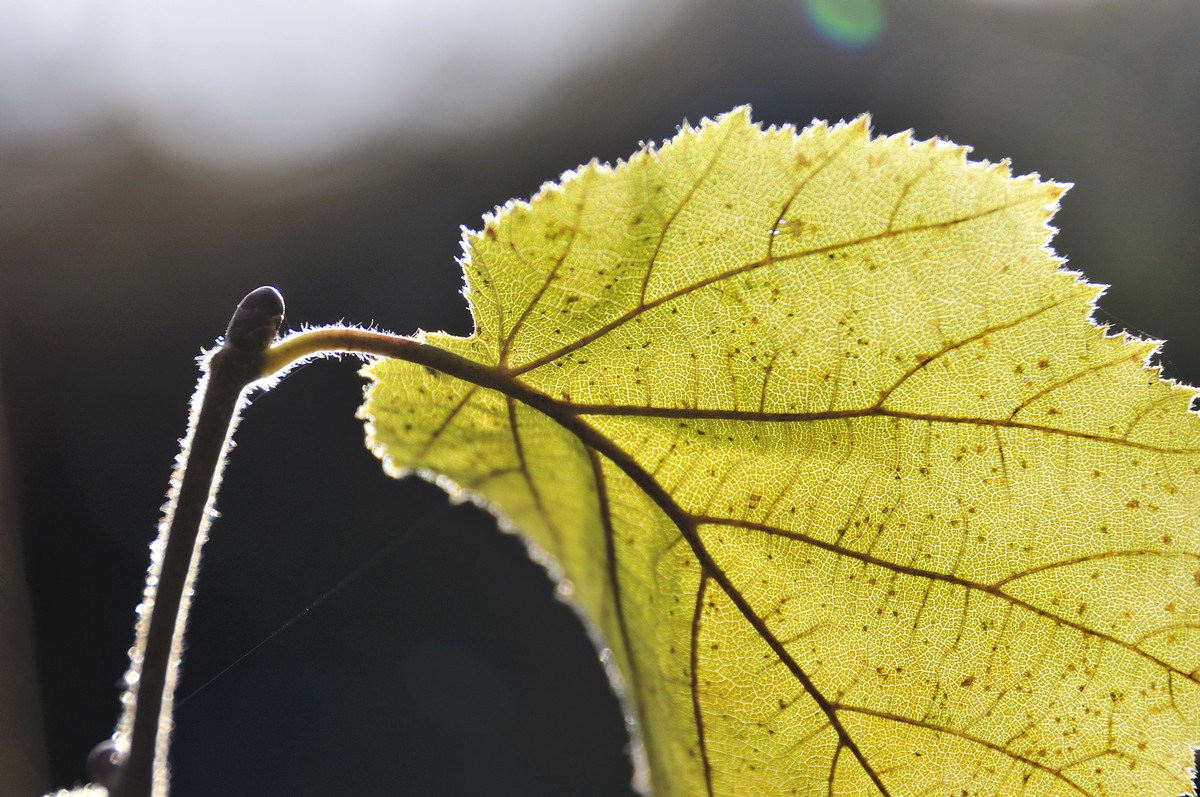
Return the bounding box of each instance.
[359,108,1200,797]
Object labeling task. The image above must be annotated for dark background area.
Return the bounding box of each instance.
[3,1,1200,795]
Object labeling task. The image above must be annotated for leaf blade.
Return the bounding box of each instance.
[362,109,1200,796]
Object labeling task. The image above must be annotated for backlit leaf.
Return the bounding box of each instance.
[360,109,1200,796]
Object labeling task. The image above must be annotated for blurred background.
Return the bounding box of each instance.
[2,0,1199,795]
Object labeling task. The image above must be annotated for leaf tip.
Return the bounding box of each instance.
[846,113,872,134]
[720,104,753,122]
[1046,181,1072,208]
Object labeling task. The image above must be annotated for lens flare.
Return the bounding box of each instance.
[803,0,886,47]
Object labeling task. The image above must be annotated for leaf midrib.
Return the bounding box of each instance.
[390,338,895,796]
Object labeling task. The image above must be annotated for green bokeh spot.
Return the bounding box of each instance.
[804,0,886,46]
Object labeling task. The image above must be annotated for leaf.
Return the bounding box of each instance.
[359,109,1200,796]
